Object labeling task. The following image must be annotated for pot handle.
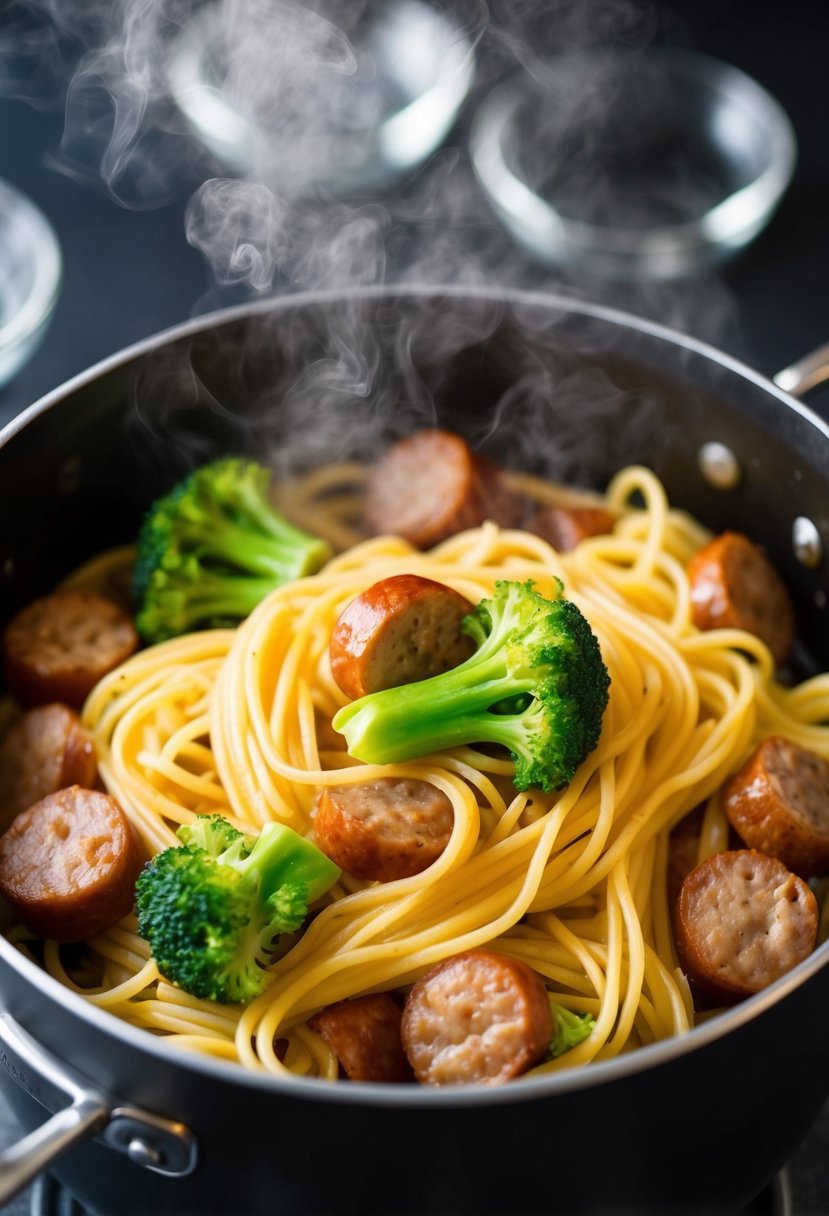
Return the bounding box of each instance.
[0,1011,197,1207]
[774,342,829,398]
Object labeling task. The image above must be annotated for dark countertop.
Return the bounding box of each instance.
[1,1,829,1213]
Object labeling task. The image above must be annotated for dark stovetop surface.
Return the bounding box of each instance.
[1,1,829,1213]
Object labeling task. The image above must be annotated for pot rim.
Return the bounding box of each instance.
[2,281,829,1109]
[3,916,827,1108]
[3,282,828,450]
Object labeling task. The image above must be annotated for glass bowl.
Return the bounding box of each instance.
[0,179,62,388]
[469,46,797,280]
[167,0,476,196]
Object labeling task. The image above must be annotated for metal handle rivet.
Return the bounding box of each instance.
[698,442,741,490]
[793,516,824,569]
[126,1137,163,1170]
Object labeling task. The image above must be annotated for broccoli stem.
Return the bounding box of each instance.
[158,573,303,636]
[240,820,340,906]
[179,512,328,581]
[335,650,535,762]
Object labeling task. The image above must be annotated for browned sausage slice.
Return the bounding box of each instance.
[401,948,552,1086]
[675,849,817,1003]
[314,777,454,882]
[686,531,795,666]
[529,504,616,552]
[308,993,414,1082]
[0,786,145,941]
[364,429,520,548]
[0,703,98,825]
[330,573,475,700]
[722,736,829,878]
[3,590,139,709]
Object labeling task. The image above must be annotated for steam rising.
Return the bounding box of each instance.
[0,0,675,286]
[0,0,742,480]
[185,180,286,294]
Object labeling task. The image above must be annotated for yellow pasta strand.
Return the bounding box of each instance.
[33,462,824,1083]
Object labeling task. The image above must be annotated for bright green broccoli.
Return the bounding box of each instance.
[332,579,609,793]
[548,1002,596,1059]
[135,813,341,1004]
[133,457,332,643]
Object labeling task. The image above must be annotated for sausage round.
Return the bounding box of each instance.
[314,777,454,882]
[675,849,818,1002]
[364,429,520,548]
[330,573,475,700]
[0,786,146,941]
[722,736,829,878]
[401,948,552,1085]
[308,993,414,1082]
[0,703,98,825]
[529,504,616,552]
[686,531,795,666]
[3,590,139,709]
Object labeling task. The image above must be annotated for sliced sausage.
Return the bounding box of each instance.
[0,703,98,825]
[686,531,795,666]
[330,573,475,700]
[364,429,521,548]
[401,948,553,1086]
[314,777,454,882]
[675,849,818,1003]
[3,590,139,709]
[722,736,829,878]
[308,993,414,1082]
[0,786,146,941]
[314,709,348,753]
[528,504,616,552]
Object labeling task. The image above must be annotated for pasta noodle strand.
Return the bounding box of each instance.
[48,464,826,1079]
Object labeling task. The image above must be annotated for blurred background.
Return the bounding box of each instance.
[0,0,828,1212]
[0,0,827,428]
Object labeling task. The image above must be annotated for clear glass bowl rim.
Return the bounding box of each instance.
[165,0,477,192]
[0,177,62,357]
[469,45,798,272]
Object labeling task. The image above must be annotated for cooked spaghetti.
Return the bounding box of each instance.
[16,464,829,1080]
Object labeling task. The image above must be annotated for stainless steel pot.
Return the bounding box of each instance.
[1,285,829,1216]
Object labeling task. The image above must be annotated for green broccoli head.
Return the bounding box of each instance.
[135,814,341,1004]
[177,811,247,859]
[548,1002,596,1059]
[332,579,609,793]
[133,457,332,644]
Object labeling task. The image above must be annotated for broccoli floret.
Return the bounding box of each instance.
[332,579,609,793]
[133,457,332,643]
[135,813,341,1004]
[177,813,245,858]
[548,1002,596,1059]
